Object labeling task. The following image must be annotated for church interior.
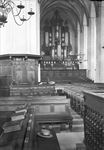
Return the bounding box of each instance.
[0,0,104,150]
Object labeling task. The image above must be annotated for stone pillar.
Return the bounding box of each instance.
[90,16,96,81]
[88,2,96,82]
[77,23,81,69]
[80,14,88,70]
[77,23,81,55]
[80,27,84,69]
[98,2,104,82]
[36,0,40,55]
[87,19,91,78]
[72,35,76,55]
[83,24,88,70]
[70,30,75,55]
[87,2,96,80]
[96,12,101,82]
[37,0,41,82]
[74,35,77,55]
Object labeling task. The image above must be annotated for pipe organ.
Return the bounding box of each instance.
[42,10,72,60]
[41,10,82,83]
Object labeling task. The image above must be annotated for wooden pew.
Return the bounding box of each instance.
[34,99,73,131]
[10,84,56,97]
[63,86,84,117]
[0,96,73,132]
[0,107,36,150]
[0,104,61,150]
[63,83,104,117]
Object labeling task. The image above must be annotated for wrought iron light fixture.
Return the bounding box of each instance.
[77,52,85,64]
[0,0,35,27]
[66,51,85,68]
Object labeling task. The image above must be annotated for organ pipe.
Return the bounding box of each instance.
[43,10,72,60]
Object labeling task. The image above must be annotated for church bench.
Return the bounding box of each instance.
[0,107,61,150]
[0,107,36,150]
[34,100,73,131]
[0,96,68,112]
[63,87,84,117]
[0,100,61,150]
[63,83,104,117]
[70,91,84,117]
[10,84,56,97]
[0,96,73,130]
[35,113,73,131]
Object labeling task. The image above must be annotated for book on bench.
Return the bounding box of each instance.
[2,120,23,134]
[15,103,30,113]
[0,134,17,150]
[11,111,26,121]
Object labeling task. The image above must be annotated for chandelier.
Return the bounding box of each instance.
[77,52,85,64]
[0,0,35,27]
[65,52,85,68]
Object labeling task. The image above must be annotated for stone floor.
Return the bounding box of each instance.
[56,106,84,150]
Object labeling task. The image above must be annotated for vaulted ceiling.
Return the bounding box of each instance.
[40,0,100,34]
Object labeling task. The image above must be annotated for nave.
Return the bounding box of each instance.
[57,82,104,150]
[0,83,84,150]
[1,0,104,149]
[0,82,104,150]
[57,107,84,150]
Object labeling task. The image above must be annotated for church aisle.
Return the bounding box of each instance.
[56,108,84,150]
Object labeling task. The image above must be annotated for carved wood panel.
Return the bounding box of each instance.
[27,62,35,85]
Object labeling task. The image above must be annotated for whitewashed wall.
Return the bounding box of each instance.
[0,0,40,55]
